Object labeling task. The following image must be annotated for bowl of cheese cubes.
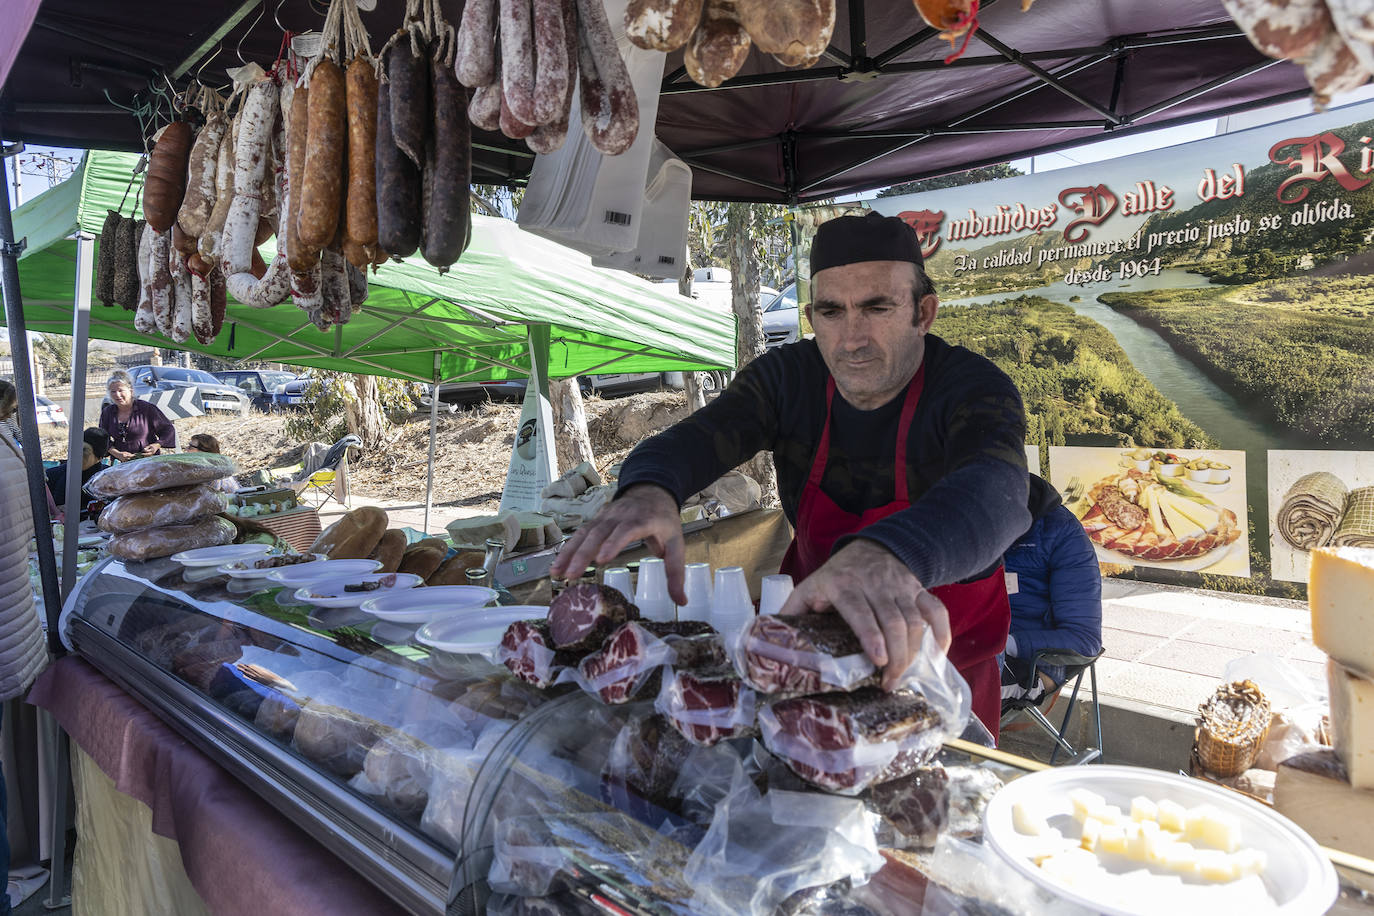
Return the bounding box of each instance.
[983,765,1336,915]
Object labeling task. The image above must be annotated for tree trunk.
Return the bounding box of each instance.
[549,377,595,474]
[679,257,707,412]
[346,374,388,450]
[727,205,778,507]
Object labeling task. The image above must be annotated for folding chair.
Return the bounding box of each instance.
[286,434,360,508]
[1000,648,1104,765]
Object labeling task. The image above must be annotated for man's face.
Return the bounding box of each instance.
[807,260,938,410]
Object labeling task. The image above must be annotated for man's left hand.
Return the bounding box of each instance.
[778,539,952,691]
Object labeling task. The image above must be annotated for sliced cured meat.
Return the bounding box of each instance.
[658,664,756,747]
[546,583,638,650]
[760,687,944,792]
[738,613,877,697]
[499,619,584,687]
[1095,485,1147,530]
[868,767,949,848]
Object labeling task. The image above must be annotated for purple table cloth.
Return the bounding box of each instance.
[28,656,407,916]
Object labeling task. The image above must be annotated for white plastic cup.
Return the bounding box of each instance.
[710,566,754,641]
[602,567,633,599]
[759,574,794,616]
[678,562,713,622]
[635,558,676,622]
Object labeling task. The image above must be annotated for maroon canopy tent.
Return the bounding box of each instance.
[2,0,1317,202]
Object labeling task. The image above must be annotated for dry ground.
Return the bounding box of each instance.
[42,390,692,516]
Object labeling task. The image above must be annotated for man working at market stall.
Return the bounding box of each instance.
[552,211,1030,736]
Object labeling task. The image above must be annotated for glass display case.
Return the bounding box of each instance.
[63,557,1374,916]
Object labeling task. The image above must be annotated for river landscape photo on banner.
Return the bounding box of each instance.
[857,99,1374,587]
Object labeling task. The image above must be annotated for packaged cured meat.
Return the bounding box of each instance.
[568,620,723,704]
[348,719,470,818]
[488,818,570,897]
[601,712,694,815]
[293,698,389,778]
[97,483,227,534]
[546,582,639,650]
[106,516,237,562]
[735,613,879,697]
[681,761,884,916]
[657,663,757,746]
[87,452,239,498]
[868,766,949,848]
[499,618,584,687]
[758,687,946,793]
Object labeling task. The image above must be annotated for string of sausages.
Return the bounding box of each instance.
[457,0,639,155]
[1221,0,1374,109]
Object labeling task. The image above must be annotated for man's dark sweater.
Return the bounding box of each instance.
[618,334,1031,589]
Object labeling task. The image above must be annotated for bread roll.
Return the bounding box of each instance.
[311,506,388,559]
[88,452,238,498]
[369,529,408,573]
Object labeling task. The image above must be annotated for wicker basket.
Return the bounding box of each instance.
[1195,680,1272,778]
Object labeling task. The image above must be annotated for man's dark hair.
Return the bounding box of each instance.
[83,426,111,460]
[912,269,938,324]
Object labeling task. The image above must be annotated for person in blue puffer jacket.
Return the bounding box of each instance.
[1001,474,1103,702]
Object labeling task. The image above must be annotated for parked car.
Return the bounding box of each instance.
[272,375,318,410]
[120,365,252,415]
[212,370,298,411]
[762,281,801,348]
[34,395,68,427]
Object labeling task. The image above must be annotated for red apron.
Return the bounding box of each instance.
[779,365,1010,740]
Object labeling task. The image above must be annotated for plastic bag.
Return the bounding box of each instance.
[488,817,572,896]
[106,516,237,562]
[1223,654,1328,769]
[561,622,677,704]
[87,452,239,498]
[98,483,228,534]
[734,615,879,695]
[683,756,884,916]
[899,835,1097,916]
[757,628,970,794]
[655,665,757,746]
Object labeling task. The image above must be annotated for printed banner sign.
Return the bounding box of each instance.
[1269,450,1374,583]
[500,327,558,513]
[1050,446,1250,577]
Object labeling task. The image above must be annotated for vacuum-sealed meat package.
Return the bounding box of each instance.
[88,452,238,497]
[735,614,879,697]
[657,664,757,747]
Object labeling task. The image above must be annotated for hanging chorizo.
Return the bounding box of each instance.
[345,55,380,268]
[143,122,194,232]
[298,60,347,252]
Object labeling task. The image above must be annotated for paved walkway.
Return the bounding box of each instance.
[1095,578,1319,715]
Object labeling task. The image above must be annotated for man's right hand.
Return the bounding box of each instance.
[550,483,688,605]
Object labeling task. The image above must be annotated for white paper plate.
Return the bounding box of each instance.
[292,573,424,608]
[170,543,273,568]
[983,765,1337,916]
[358,586,499,623]
[416,606,547,655]
[217,553,327,580]
[265,558,382,587]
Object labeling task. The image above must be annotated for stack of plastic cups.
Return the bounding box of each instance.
[602,567,633,600]
[677,563,713,622]
[634,558,676,622]
[759,574,794,616]
[710,566,754,644]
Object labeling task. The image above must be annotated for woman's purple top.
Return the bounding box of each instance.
[100,399,176,455]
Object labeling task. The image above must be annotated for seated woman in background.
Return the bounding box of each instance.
[100,370,175,461]
[187,433,238,493]
[1001,474,1104,703]
[0,379,20,442]
[45,427,112,521]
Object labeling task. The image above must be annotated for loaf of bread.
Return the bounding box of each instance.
[368,529,408,573]
[427,553,486,586]
[400,545,446,580]
[98,483,228,534]
[87,452,238,498]
[107,516,237,562]
[311,506,388,559]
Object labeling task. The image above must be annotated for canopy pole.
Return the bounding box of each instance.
[61,232,94,600]
[423,353,440,534]
[0,146,64,654]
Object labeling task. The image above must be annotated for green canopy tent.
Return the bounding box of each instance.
[7,149,734,534]
[11,151,734,383]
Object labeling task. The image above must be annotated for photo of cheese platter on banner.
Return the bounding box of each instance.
[1050,446,1250,576]
[1269,450,1374,583]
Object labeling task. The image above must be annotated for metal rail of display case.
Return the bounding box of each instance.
[68,618,458,916]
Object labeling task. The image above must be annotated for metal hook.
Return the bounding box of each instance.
[274,0,289,32]
[235,0,268,64]
[193,42,222,87]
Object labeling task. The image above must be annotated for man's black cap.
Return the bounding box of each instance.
[810,211,924,278]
